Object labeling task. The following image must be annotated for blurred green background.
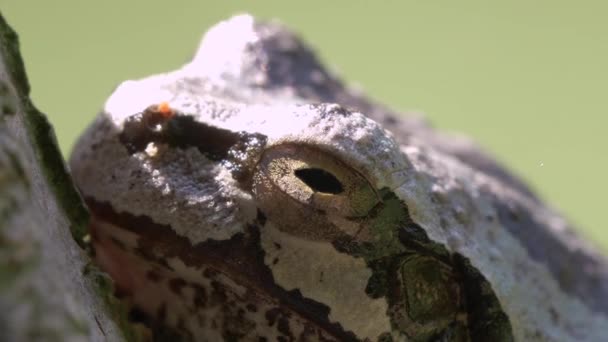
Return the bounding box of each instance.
[3,1,607,249]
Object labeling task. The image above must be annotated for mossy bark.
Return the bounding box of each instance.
[0,12,131,342]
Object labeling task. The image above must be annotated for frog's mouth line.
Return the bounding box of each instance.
[85,198,361,341]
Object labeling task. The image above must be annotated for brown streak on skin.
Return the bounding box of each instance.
[157,303,168,322]
[119,106,268,173]
[120,106,240,160]
[110,237,128,251]
[169,278,187,296]
[87,198,359,341]
[146,270,162,282]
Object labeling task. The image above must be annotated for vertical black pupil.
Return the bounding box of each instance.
[294,168,344,194]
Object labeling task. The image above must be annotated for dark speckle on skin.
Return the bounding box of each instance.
[265,308,280,327]
[146,270,162,282]
[157,302,168,322]
[277,314,294,340]
[210,280,228,303]
[378,332,394,342]
[439,217,449,230]
[319,104,352,118]
[549,307,559,324]
[128,307,148,325]
[192,283,208,308]
[203,268,219,279]
[110,236,128,251]
[169,278,187,296]
[176,317,187,337]
[256,209,267,225]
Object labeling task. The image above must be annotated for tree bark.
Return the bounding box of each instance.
[0,12,129,342]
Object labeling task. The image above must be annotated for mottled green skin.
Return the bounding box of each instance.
[339,192,512,341]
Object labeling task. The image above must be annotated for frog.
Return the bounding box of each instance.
[69,14,608,341]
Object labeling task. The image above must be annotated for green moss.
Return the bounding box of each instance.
[22,101,90,244]
[84,263,144,342]
[0,14,29,96]
[349,191,416,262]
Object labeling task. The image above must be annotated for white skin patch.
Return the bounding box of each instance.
[260,222,392,340]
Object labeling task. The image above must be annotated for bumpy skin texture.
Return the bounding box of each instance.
[70,15,608,341]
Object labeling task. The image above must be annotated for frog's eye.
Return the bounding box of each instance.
[252,144,379,222]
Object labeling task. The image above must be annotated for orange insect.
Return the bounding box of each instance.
[156,101,174,118]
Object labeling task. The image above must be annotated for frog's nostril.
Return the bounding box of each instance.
[294,168,344,194]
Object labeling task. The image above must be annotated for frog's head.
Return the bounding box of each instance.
[71,98,510,341]
[70,14,513,342]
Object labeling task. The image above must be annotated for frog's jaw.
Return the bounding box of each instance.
[90,219,343,341]
[86,201,363,341]
[91,219,190,338]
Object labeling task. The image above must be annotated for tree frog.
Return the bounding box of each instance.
[69,15,608,341]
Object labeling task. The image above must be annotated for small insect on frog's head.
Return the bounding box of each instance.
[70,94,510,340]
